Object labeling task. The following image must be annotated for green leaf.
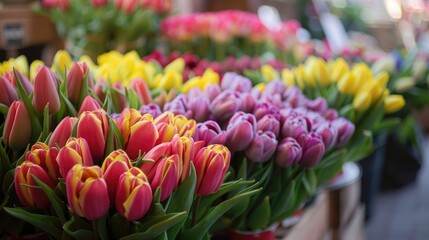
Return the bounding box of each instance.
[104,119,116,156]
[180,186,261,240]
[111,118,124,150]
[14,69,42,142]
[126,88,141,110]
[270,180,296,222]
[42,105,50,142]
[78,70,90,106]
[32,176,67,224]
[60,91,77,116]
[247,196,271,230]
[63,216,93,240]
[0,142,11,186]
[0,103,9,116]
[166,164,197,239]
[97,214,110,240]
[120,212,187,240]
[2,169,14,195]
[4,207,62,239]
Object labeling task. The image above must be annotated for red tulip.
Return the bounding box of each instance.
[77,96,102,116]
[66,164,109,220]
[139,142,173,181]
[67,62,91,105]
[26,142,60,181]
[101,150,132,201]
[32,66,60,114]
[3,101,32,150]
[129,79,152,105]
[150,154,181,201]
[116,167,152,221]
[48,117,77,148]
[0,76,18,106]
[77,110,108,162]
[56,137,93,178]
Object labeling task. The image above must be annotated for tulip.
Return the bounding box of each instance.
[30,60,44,81]
[26,142,60,181]
[275,137,302,168]
[48,117,77,148]
[245,131,278,163]
[187,94,210,122]
[239,92,256,113]
[221,72,252,93]
[115,0,138,13]
[210,90,242,122]
[66,164,109,220]
[298,133,325,168]
[352,91,372,112]
[193,121,227,146]
[384,94,405,114]
[102,150,132,201]
[226,112,256,151]
[15,162,57,209]
[257,115,280,137]
[315,58,330,86]
[52,50,72,77]
[92,0,108,7]
[130,78,152,105]
[5,69,33,94]
[305,97,328,114]
[281,116,310,139]
[172,136,201,182]
[314,122,338,149]
[371,56,395,75]
[261,64,279,82]
[0,76,18,106]
[163,95,190,117]
[57,137,93,178]
[324,108,338,121]
[94,78,108,103]
[139,103,162,118]
[153,112,177,145]
[32,66,60,114]
[140,142,173,181]
[174,115,196,137]
[262,80,286,97]
[204,84,222,101]
[3,101,32,150]
[194,144,231,196]
[67,62,91,105]
[412,59,426,79]
[332,117,355,147]
[77,96,102,116]
[116,167,152,221]
[393,77,415,93]
[151,154,181,201]
[283,86,305,108]
[282,68,295,87]
[77,110,108,162]
[337,73,358,95]
[253,101,281,121]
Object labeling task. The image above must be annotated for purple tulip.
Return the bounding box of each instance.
[188,88,204,99]
[239,92,256,113]
[324,108,339,121]
[226,112,256,151]
[298,133,325,168]
[283,86,305,107]
[193,121,227,146]
[257,115,280,137]
[0,76,18,106]
[314,122,338,149]
[262,80,286,97]
[139,103,162,118]
[188,95,210,122]
[245,131,278,163]
[204,84,222,101]
[210,90,242,122]
[332,117,355,147]
[305,97,328,114]
[253,101,281,121]
[281,116,311,139]
[275,137,302,168]
[163,95,191,117]
[221,72,252,93]
[250,88,262,100]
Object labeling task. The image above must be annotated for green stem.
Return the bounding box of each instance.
[123,218,130,236]
[92,220,98,240]
[191,196,202,227]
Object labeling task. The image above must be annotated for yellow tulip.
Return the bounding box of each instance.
[282,68,295,87]
[353,91,372,112]
[337,73,358,94]
[315,58,330,86]
[30,60,45,81]
[97,51,123,65]
[294,65,306,89]
[394,77,415,93]
[330,58,349,82]
[157,70,182,91]
[254,82,266,92]
[201,68,220,86]
[357,81,382,103]
[384,95,405,113]
[14,55,29,76]
[261,64,279,82]
[52,50,72,77]
[79,55,98,72]
[181,76,204,93]
[352,63,372,85]
[165,58,185,74]
[374,72,389,89]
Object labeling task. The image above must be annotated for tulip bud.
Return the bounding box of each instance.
[193,121,227,146]
[245,131,278,163]
[173,115,196,137]
[314,122,338,149]
[57,137,94,178]
[263,80,287,97]
[26,142,60,181]
[332,117,355,147]
[210,90,242,122]
[139,103,162,118]
[77,110,108,162]
[315,58,330,86]
[275,137,302,168]
[187,95,210,122]
[253,102,281,121]
[412,59,426,79]
[283,86,305,108]
[116,167,152,221]
[153,112,177,145]
[67,62,92,105]
[92,0,108,7]
[281,116,310,139]
[32,66,60,114]
[221,72,252,93]
[261,65,279,82]
[66,164,109,220]
[352,91,372,112]
[102,150,132,201]
[324,108,338,121]
[372,56,395,74]
[48,117,77,148]
[30,60,44,81]
[226,112,257,151]
[239,92,256,113]
[298,133,325,168]
[4,69,33,95]
[151,154,181,201]
[305,97,328,114]
[140,142,173,181]
[94,78,108,103]
[163,95,190,117]
[337,72,358,95]
[77,96,102,116]
[15,162,57,209]
[194,144,231,196]
[394,77,415,93]
[52,50,72,78]
[130,78,152,105]
[172,136,199,182]
[257,111,280,135]
[3,101,32,150]
[0,76,18,106]
[205,84,222,101]
[115,0,137,13]
[384,94,405,113]
[282,68,295,87]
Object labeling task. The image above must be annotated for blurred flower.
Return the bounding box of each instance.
[275,137,302,168]
[3,101,32,150]
[314,122,337,149]
[67,62,91,105]
[210,90,242,122]
[384,95,405,113]
[66,164,109,220]
[52,50,72,77]
[226,112,256,151]
[281,116,310,139]
[257,115,280,137]
[298,133,325,168]
[130,78,152,105]
[0,76,18,106]
[32,66,60,114]
[332,117,355,147]
[245,131,277,163]
[261,64,279,81]
[139,103,162,118]
[221,72,252,92]
[352,91,372,112]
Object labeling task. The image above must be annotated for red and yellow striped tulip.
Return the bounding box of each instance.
[56,137,93,178]
[101,150,132,201]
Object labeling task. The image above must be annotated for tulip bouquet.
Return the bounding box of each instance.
[143,73,356,233]
[39,0,172,59]
[160,10,311,62]
[2,107,260,239]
